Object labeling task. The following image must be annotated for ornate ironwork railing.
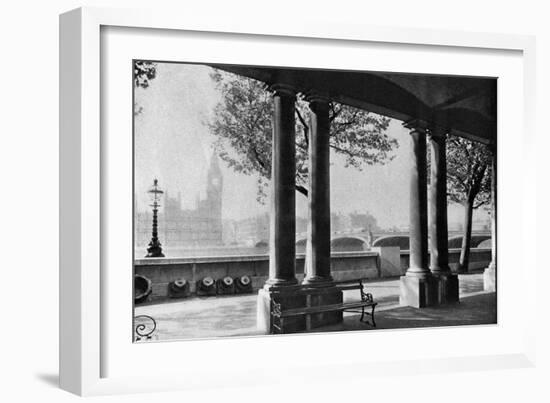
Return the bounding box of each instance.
[134,315,157,342]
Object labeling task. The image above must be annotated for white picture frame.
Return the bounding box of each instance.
[60,6,537,396]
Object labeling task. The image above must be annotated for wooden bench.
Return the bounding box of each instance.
[270,279,377,334]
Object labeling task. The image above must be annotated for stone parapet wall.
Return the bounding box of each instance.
[134,247,491,301]
[399,248,492,272]
[135,251,380,301]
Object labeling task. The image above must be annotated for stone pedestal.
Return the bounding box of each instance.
[483,264,496,292]
[257,288,271,333]
[304,286,343,330]
[434,273,459,304]
[375,246,402,277]
[399,275,437,308]
[257,287,306,334]
[256,285,342,334]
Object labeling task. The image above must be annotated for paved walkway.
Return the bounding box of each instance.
[134,272,496,341]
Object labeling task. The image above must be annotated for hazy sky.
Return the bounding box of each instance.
[134,62,485,229]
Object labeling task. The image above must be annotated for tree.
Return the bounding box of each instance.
[446,135,492,272]
[209,70,398,203]
[134,61,157,88]
[134,61,157,115]
[348,211,380,232]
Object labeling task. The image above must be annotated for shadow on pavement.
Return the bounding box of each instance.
[312,292,496,334]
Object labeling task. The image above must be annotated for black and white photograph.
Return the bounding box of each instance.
[4,0,549,401]
[132,61,497,341]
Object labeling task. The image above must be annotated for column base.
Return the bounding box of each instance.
[433,272,459,304]
[301,275,333,286]
[483,263,496,292]
[399,274,438,308]
[264,277,298,287]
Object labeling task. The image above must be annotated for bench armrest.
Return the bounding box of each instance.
[271,300,282,316]
[361,291,374,303]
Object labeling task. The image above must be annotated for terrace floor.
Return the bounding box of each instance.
[134,271,496,342]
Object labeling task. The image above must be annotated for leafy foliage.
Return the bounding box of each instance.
[134,61,157,89]
[446,136,492,209]
[444,135,492,271]
[348,211,380,232]
[209,70,398,202]
[133,61,157,116]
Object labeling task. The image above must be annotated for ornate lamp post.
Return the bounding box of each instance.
[146,178,165,258]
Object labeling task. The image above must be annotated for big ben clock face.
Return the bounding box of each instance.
[212,178,220,187]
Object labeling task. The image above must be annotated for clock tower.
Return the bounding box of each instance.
[206,152,223,218]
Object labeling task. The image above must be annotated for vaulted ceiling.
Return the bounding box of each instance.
[211,64,497,145]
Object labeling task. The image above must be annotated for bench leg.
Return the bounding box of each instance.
[357,305,376,327]
[271,316,283,334]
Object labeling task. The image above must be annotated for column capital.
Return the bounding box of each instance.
[304,90,331,104]
[269,83,297,98]
[403,119,430,133]
[428,126,449,139]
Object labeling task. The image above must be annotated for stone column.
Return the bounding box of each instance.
[407,121,430,276]
[303,93,332,285]
[484,145,497,292]
[400,120,437,308]
[428,128,458,303]
[300,92,342,330]
[257,84,299,333]
[266,84,298,287]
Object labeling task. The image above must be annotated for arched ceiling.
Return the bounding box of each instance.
[210,64,497,145]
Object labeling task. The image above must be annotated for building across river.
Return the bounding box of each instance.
[135,154,224,252]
